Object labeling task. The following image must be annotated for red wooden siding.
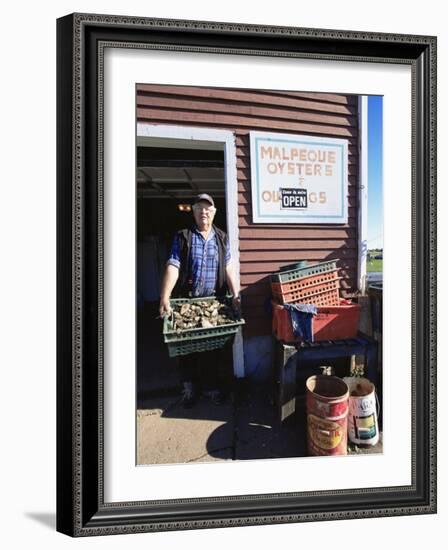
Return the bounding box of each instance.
[137,84,360,337]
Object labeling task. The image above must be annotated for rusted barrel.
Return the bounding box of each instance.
[306,375,349,456]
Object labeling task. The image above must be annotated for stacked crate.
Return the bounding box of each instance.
[271,260,341,307]
[271,260,360,342]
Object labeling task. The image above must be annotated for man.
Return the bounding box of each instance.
[159,194,241,408]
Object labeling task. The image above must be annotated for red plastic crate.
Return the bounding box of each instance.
[271,270,342,306]
[272,299,360,342]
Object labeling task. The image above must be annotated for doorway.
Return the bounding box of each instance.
[136,128,241,403]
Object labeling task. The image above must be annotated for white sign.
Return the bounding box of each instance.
[249,131,348,224]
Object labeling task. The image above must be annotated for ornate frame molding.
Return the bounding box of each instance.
[57,13,437,537]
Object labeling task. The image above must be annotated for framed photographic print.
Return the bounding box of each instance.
[56,13,436,536]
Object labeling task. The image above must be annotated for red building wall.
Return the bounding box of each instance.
[137,84,360,337]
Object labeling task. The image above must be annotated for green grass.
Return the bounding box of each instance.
[367,258,383,272]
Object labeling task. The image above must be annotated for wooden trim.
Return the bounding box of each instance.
[136,109,358,137]
[358,95,369,293]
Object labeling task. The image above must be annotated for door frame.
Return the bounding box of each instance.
[357,96,369,294]
[137,123,245,377]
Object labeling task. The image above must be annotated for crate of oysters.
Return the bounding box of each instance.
[163,296,245,357]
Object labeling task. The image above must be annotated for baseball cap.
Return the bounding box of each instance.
[193,193,215,207]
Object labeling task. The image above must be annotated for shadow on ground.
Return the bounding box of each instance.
[137,383,308,465]
[232,386,307,460]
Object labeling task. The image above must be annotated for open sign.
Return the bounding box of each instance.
[280,188,307,209]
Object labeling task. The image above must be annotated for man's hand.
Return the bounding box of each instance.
[232,295,241,316]
[159,264,179,318]
[225,263,241,315]
[159,297,172,318]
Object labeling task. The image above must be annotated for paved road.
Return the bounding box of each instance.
[137,387,382,465]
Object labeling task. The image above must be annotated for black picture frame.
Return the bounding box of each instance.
[56,13,437,537]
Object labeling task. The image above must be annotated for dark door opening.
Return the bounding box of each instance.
[136,141,227,404]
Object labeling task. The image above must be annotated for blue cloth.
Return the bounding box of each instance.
[283,303,317,342]
[167,225,231,297]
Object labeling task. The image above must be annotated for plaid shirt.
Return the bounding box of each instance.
[167,226,231,297]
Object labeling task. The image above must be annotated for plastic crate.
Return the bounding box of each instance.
[271,270,341,306]
[272,299,360,343]
[271,260,338,284]
[279,261,308,272]
[273,286,340,307]
[163,296,245,357]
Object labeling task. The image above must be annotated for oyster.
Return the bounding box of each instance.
[180,303,190,315]
[170,298,238,332]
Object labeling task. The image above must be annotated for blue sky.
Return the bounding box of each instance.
[367,95,383,249]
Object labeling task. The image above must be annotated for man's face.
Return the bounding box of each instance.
[193,200,216,227]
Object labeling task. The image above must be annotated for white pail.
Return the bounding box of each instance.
[343,377,379,446]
